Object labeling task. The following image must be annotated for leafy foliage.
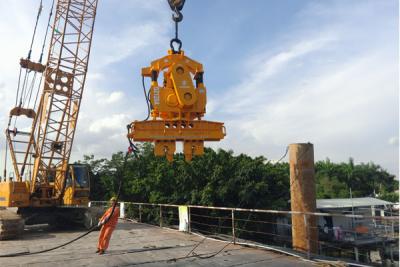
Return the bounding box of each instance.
[315,158,398,201]
[80,144,398,208]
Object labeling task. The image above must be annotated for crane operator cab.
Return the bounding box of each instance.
[0,164,90,208]
[63,164,90,206]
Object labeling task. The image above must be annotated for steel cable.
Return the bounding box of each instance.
[39,0,55,63]
[0,137,136,257]
[14,68,23,107]
[27,0,43,60]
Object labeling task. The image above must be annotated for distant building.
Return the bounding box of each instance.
[276,197,396,243]
[316,197,395,242]
[317,197,394,216]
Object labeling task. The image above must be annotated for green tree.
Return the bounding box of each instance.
[82,145,398,208]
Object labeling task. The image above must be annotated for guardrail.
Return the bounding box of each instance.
[89,201,399,265]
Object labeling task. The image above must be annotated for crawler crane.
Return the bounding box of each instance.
[128,0,226,161]
[0,0,225,240]
[0,0,99,239]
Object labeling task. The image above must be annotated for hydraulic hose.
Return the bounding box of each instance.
[97,149,131,227]
[0,139,135,258]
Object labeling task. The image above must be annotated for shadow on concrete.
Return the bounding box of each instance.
[107,244,193,256]
[116,221,155,230]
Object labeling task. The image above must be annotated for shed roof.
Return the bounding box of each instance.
[317,197,393,209]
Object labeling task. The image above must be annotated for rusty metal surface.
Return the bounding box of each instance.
[289,143,318,254]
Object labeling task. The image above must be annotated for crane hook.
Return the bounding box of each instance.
[167,0,185,53]
[168,0,185,11]
[172,9,183,22]
[168,0,185,22]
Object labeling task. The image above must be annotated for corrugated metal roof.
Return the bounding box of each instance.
[317,197,393,209]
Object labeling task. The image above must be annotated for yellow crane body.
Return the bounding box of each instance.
[0,0,99,239]
[128,50,226,161]
[0,182,29,207]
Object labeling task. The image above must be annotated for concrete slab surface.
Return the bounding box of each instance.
[0,220,315,266]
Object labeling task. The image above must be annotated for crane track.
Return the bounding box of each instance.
[0,209,24,240]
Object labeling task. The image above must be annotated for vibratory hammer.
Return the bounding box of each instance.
[128,49,226,162]
[128,0,225,162]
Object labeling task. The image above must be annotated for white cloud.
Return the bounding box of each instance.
[0,0,397,178]
[388,137,399,146]
[224,34,337,113]
[106,91,124,104]
[239,52,394,143]
[210,2,398,175]
[0,0,169,167]
[92,22,169,68]
[89,114,129,133]
[220,47,397,170]
[251,35,336,79]
[96,91,124,104]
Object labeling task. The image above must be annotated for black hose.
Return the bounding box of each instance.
[0,139,136,258]
[99,150,131,227]
[142,76,151,121]
[0,226,98,257]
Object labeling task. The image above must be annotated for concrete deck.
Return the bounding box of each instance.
[0,220,315,266]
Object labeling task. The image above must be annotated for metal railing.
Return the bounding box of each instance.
[89,201,399,265]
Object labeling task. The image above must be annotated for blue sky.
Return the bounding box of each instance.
[0,0,398,176]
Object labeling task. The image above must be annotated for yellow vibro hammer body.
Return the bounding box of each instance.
[128,1,225,162]
[128,49,225,162]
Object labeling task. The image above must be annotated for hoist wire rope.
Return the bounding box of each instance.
[2,140,8,180]
[23,73,38,109]
[39,0,55,63]
[33,76,43,110]
[19,69,30,106]
[13,70,36,129]
[17,0,44,110]
[169,2,183,53]
[14,0,43,108]
[27,0,43,60]
[32,0,55,110]
[26,0,54,108]
[33,0,56,111]
[175,20,179,39]
[12,0,53,129]
[0,0,231,262]
[1,0,118,255]
[14,68,23,107]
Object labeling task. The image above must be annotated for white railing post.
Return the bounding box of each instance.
[120,202,125,218]
[232,210,236,244]
[304,214,311,260]
[188,206,191,233]
[391,221,394,238]
[160,205,163,227]
[178,206,189,232]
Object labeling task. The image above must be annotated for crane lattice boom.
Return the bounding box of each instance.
[6,0,98,205]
